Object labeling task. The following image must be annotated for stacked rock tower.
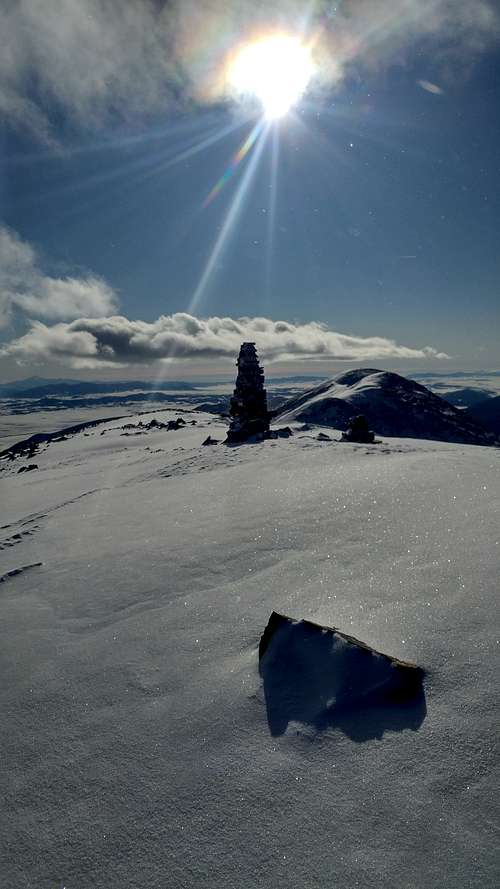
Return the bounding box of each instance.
[227,342,269,442]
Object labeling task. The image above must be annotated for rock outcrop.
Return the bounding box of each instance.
[341,414,375,443]
[259,611,425,737]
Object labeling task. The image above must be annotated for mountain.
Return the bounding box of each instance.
[440,387,496,409]
[0,376,75,394]
[274,368,496,445]
[0,378,198,398]
[464,394,500,436]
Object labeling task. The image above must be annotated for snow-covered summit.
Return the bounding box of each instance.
[1,405,499,888]
[275,367,496,445]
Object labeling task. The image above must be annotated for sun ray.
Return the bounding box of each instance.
[188,121,270,316]
[202,118,265,208]
[265,123,280,300]
[33,115,247,220]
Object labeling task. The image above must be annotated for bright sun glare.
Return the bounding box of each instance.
[229,35,315,120]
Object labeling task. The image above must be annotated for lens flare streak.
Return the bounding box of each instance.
[265,123,280,299]
[190,121,269,314]
[202,119,264,208]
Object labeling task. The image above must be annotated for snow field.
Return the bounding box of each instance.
[1,410,499,887]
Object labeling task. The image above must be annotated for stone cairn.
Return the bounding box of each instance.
[226,343,270,442]
[341,414,375,444]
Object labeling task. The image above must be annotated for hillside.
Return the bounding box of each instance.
[439,387,497,409]
[1,409,498,888]
[465,394,500,436]
[275,368,496,445]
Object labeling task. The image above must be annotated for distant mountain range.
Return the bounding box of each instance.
[0,377,198,399]
[274,368,497,445]
[438,387,497,409]
[0,374,324,400]
[2,370,499,445]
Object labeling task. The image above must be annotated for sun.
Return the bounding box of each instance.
[228,34,315,120]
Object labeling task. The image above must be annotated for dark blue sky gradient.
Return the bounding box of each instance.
[2,46,499,374]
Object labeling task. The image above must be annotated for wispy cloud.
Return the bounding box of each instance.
[1,312,449,368]
[0,226,117,326]
[0,1,498,139]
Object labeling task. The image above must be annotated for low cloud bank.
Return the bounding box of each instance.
[1,313,449,368]
[0,227,117,327]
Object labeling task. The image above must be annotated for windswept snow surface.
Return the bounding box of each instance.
[1,410,499,888]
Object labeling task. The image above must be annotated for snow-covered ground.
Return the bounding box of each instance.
[1,409,499,888]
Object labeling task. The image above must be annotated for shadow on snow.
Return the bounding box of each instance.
[259,614,427,740]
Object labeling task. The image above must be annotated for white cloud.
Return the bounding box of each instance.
[1,312,450,368]
[0,1,498,139]
[0,226,117,327]
[0,0,177,140]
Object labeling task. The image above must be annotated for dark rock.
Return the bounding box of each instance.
[18,464,38,473]
[165,418,185,431]
[317,432,332,441]
[259,611,425,738]
[202,436,219,446]
[341,414,375,443]
[266,427,293,439]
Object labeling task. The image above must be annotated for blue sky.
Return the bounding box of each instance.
[0,1,499,380]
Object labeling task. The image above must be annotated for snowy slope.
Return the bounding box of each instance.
[275,368,496,445]
[1,410,499,888]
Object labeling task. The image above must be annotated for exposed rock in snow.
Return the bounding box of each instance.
[259,612,425,737]
[266,426,293,439]
[275,368,496,445]
[166,418,185,430]
[202,436,219,446]
[341,414,375,443]
[0,561,43,583]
